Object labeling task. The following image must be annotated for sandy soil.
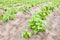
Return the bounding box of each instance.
[0,2,60,40]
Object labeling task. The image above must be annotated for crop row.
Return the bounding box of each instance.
[22,1,60,39]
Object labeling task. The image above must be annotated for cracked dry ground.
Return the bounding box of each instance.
[0,3,60,40]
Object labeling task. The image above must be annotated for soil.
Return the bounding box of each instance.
[0,2,60,40]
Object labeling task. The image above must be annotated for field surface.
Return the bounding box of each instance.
[0,0,60,40]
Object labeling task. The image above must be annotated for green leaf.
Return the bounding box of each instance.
[39,29,44,32]
[34,29,39,34]
[2,14,9,22]
[9,14,14,20]
[22,30,32,39]
[37,26,43,29]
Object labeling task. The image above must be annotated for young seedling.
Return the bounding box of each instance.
[2,9,16,22]
[22,30,32,39]
[2,12,9,22]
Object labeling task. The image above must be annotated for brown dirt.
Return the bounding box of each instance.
[0,2,60,40]
[46,8,60,40]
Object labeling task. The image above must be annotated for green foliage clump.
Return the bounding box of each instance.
[2,9,16,22]
[22,30,32,39]
[29,5,55,34]
[29,14,46,34]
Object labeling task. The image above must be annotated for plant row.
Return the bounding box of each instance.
[22,3,58,39]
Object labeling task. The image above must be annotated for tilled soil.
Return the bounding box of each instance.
[46,8,60,40]
[0,2,60,40]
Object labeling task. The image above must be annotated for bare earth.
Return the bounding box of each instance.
[0,2,60,40]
